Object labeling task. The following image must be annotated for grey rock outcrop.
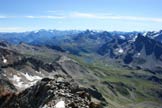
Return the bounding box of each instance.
[0,75,101,108]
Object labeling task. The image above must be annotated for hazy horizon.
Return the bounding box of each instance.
[0,28,160,33]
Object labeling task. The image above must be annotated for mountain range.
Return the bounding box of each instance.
[0,29,162,108]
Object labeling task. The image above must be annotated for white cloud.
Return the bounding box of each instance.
[25,15,65,19]
[0,27,34,32]
[0,16,7,18]
[70,12,98,18]
[0,12,162,23]
[25,16,35,18]
[68,12,162,22]
[102,15,162,22]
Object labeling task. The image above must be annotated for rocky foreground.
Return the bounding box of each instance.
[0,75,101,108]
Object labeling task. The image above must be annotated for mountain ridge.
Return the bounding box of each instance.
[0,30,162,108]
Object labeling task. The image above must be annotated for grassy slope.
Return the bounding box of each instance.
[69,54,162,108]
[17,45,162,108]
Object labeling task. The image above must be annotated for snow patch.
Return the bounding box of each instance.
[13,75,21,82]
[34,30,39,33]
[2,56,7,63]
[143,32,147,36]
[42,104,48,108]
[3,73,6,76]
[152,34,160,38]
[118,48,124,53]
[16,81,24,88]
[55,101,65,108]
[35,71,39,73]
[119,35,125,40]
[137,53,141,56]
[10,75,24,88]
[10,73,42,89]
[42,100,65,108]
[115,48,124,55]
[22,73,42,81]
[132,35,138,41]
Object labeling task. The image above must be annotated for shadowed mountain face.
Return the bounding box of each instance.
[0,30,162,108]
[145,30,162,42]
[97,33,162,72]
[0,30,137,55]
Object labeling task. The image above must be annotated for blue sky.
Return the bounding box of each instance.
[0,0,162,32]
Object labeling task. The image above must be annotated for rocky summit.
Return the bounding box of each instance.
[0,75,101,108]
